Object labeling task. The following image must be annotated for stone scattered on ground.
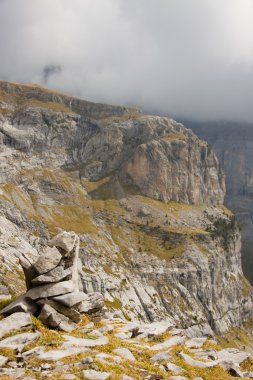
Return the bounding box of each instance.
[113,347,136,361]
[0,312,32,339]
[0,314,252,379]
[0,331,40,351]
[83,369,111,379]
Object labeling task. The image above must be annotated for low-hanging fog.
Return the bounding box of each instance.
[0,0,253,122]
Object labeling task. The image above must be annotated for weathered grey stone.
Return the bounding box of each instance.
[185,337,207,349]
[166,363,185,374]
[62,334,108,347]
[82,369,111,380]
[243,372,253,379]
[152,335,186,351]
[19,253,38,290]
[48,231,77,253]
[112,348,135,361]
[150,351,174,363]
[0,312,32,339]
[38,347,90,361]
[178,352,219,368]
[89,329,104,338]
[38,304,77,332]
[31,266,72,285]
[220,361,244,377]
[0,332,40,350]
[0,355,8,367]
[62,375,76,380]
[78,292,104,313]
[0,294,38,315]
[0,367,25,377]
[98,324,113,334]
[95,353,122,364]
[120,321,174,340]
[115,332,130,340]
[22,347,44,358]
[193,349,218,361]
[38,298,81,323]
[26,280,74,300]
[33,246,62,275]
[217,348,251,365]
[169,377,188,380]
[51,291,88,307]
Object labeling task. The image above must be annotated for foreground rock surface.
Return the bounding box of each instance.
[0,316,252,379]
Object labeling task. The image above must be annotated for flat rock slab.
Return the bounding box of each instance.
[0,355,8,367]
[26,280,74,300]
[62,335,108,347]
[38,299,81,323]
[32,266,72,285]
[112,348,136,361]
[34,246,62,274]
[185,337,207,349]
[38,347,90,361]
[83,369,111,380]
[51,291,88,307]
[127,321,174,340]
[0,332,40,350]
[95,353,122,363]
[152,335,186,351]
[0,294,38,315]
[48,231,76,253]
[179,352,219,368]
[217,348,251,365]
[78,292,104,313]
[0,312,32,339]
[0,367,25,377]
[150,351,174,363]
[166,363,185,374]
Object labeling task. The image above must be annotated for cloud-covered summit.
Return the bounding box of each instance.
[0,0,253,121]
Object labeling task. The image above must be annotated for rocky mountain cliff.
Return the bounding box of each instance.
[186,121,253,284]
[0,81,252,339]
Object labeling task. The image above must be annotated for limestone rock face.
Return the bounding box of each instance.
[0,81,224,206]
[121,135,224,204]
[187,121,253,284]
[0,81,251,337]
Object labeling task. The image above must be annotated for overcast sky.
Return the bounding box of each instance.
[0,0,253,122]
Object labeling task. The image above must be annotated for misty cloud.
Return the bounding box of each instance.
[0,0,253,122]
[42,64,62,84]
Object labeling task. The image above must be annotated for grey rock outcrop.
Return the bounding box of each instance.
[0,231,104,331]
[0,81,224,206]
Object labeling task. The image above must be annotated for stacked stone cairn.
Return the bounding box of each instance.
[0,231,104,332]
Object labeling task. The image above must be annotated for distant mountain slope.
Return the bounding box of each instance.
[185,121,253,283]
